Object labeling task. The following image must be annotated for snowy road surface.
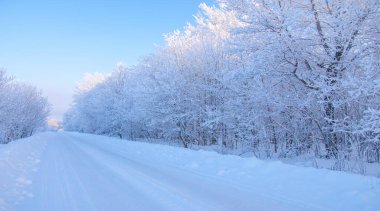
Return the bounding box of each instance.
[1,132,380,211]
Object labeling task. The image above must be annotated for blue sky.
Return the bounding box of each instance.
[0,0,215,119]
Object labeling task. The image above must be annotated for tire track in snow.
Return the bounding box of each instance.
[18,133,199,211]
[68,133,314,211]
[14,132,333,210]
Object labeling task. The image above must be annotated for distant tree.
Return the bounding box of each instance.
[0,71,50,143]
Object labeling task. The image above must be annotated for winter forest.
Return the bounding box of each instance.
[61,0,380,171]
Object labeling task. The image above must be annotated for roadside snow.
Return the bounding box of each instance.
[71,132,380,211]
[0,133,49,210]
[1,132,380,210]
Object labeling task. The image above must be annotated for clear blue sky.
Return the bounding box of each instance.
[0,0,215,120]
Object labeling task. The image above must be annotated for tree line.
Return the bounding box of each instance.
[64,0,380,167]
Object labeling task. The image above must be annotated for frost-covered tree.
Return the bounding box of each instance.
[222,0,380,159]
[0,70,50,143]
[64,0,380,165]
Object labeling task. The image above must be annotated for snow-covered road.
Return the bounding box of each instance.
[1,132,380,210]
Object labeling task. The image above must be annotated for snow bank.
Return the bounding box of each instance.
[0,132,49,210]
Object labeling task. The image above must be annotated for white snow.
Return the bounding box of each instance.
[1,132,380,210]
[0,133,49,210]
